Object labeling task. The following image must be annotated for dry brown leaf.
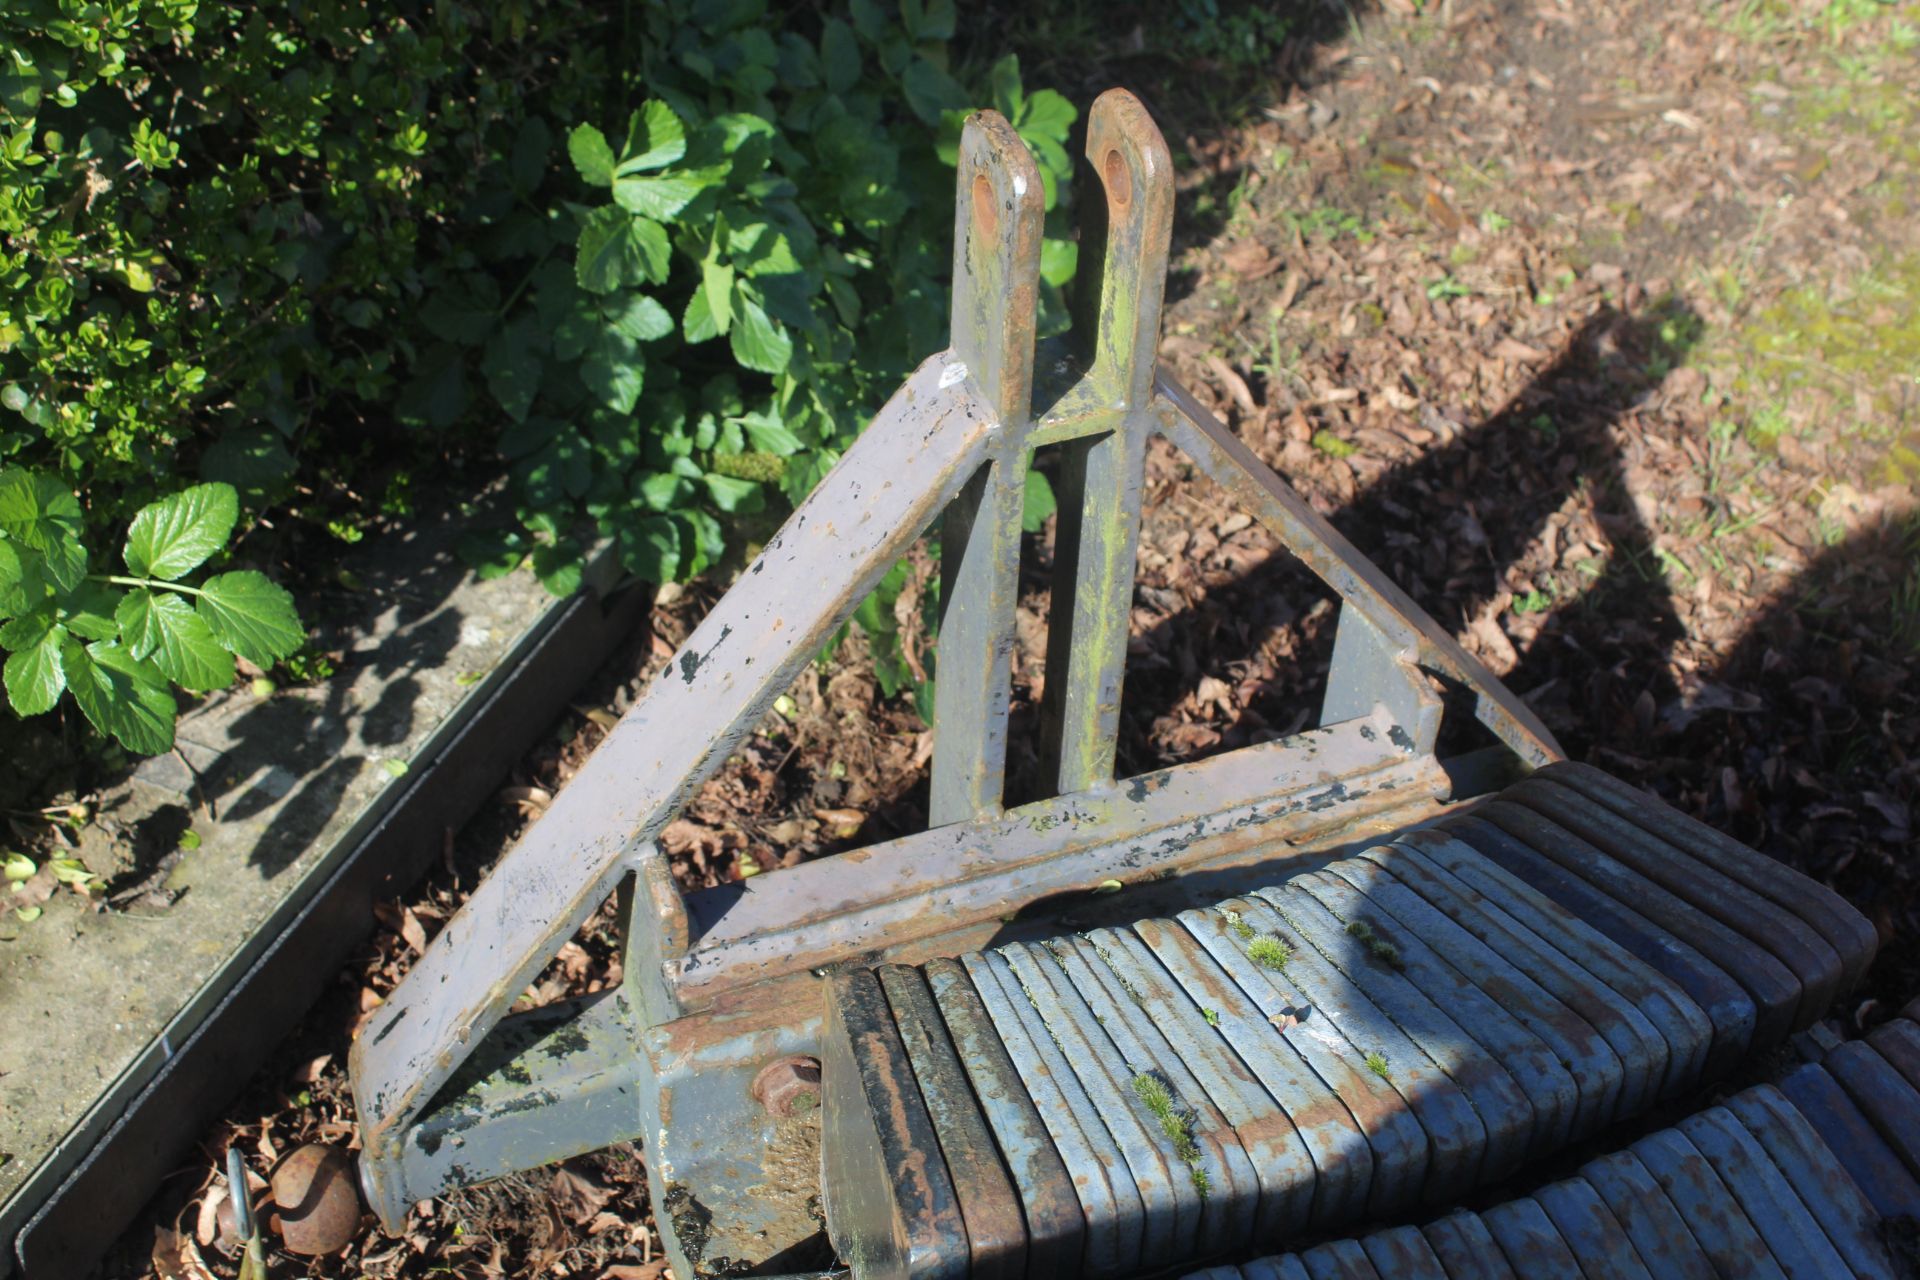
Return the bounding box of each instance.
[599,1264,671,1280]
[151,1227,217,1280]
[1219,239,1280,280]
[1205,355,1258,416]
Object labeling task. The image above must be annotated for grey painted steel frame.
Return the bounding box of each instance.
[348,91,1564,1276]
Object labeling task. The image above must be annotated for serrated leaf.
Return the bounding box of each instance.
[606,294,674,342]
[116,589,236,691]
[0,541,47,620]
[196,571,304,666]
[63,638,176,755]
[0,468,85,589]
[575,208,670,294]
[567,123,617,185]
[616,100,688,174]
[611,173,705,220]
[124,482,238,580]
[729,295,792,374]
[3,621,64,716]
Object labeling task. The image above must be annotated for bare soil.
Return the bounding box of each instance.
[109,0,1920,1275]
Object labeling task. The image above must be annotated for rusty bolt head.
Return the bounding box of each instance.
[752,1055,822,1117]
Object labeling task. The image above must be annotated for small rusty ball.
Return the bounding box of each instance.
[751,1055,822,1118]
[269,1143,361,1256]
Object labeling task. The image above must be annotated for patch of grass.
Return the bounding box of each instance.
[1225,909,1256,942]
[1247,935,1295,971]
[1345,918,1404,969]
[1365,1050,1392,1080]
[1512,589,1553,615]
[1132,1073,1210,1197]
[1735,253,1920,453]
[1311,430,1358,458]
[1202,1007,1220,1027]
[1425,274,1472,300]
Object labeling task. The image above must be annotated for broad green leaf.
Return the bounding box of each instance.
[677,509,726,579]
[989,54,1024,121]
[63,638,176,755]
[740,411,802,456]
[635,470,693,512]
[0,542,47,620]
[196,571,304,665]
[1020,89,1077,143]
[59,581,121,641]
[510,116,552,193]
[484,322,544,423]
[200,428,295,503]
[703,257,735,336]
[0,468,85,589]
[606,294,674,342]
[578,323,645,413]
[704,473,764,514]
[820,18,860,93]
[682,287,720,343]
[116,589,236,691]
[567,123,617,186]
[1022,468,1057,533]
[124,482,238,580]
[1040,237,1078,287]
[611,174,705,220]
[457,529,528,580]
[531,543,584,596]
[616,513,680,584]
[0,606,53,650]
[575,208,670,294]
[616,100,688,174]
[903,0,957,40]
[729,296,792,374]
[900,57,968,126]
[4,622,65,716]
[397,344,470,428]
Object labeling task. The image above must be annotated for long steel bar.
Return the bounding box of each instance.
[349,351,996,1218]
[929,112,1046,826]
[1038,90,1174,795]
[1152,375,1562,767]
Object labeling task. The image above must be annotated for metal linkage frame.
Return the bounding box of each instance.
[348,90,1560,1278]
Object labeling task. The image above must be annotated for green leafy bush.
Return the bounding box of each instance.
[1,0,1075,756]
[0,472,302,751]
[451,8,1079,594]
